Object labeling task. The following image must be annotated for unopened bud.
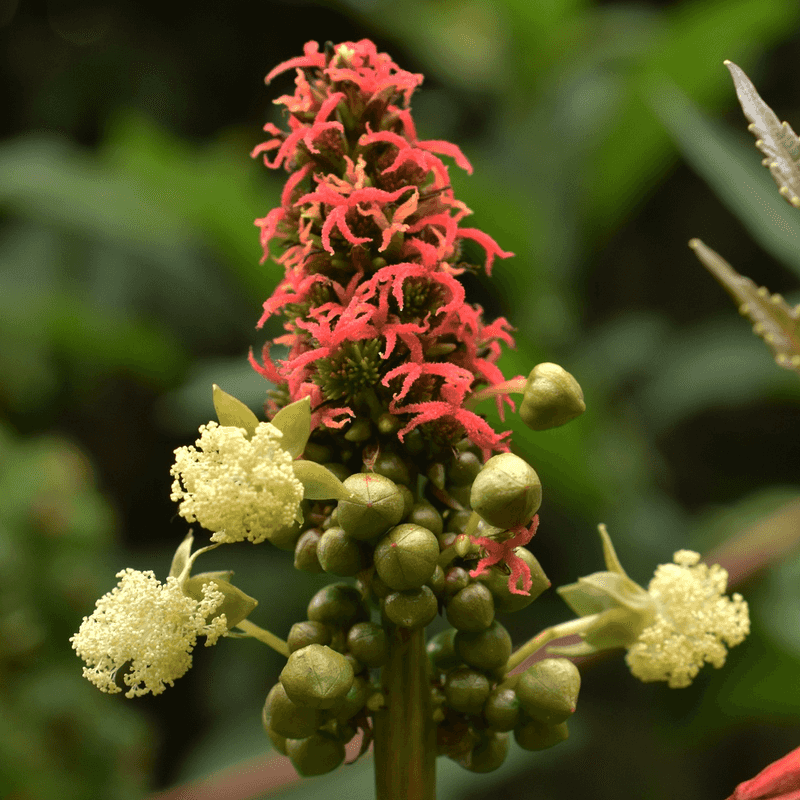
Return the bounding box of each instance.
[374,524,439,590]
[280,643,354,709]
[516,658,580,725]
[470,453,541,529]
[337,473,404,540]
[519,363,585,431]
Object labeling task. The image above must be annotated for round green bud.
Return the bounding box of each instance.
[322,462,351,483]
[346,621,389,668]
[470,453,542,529]
[374,524,439,591]
[406,501,444,537]
[337,473,405,540]
[261,691,288,754]
[369,572,392,601]
[383,585,438,629]
[445,510,473,534]
[294,528,324,573]
[448,451,482,486]
[280,644,354,709]
[269,516,304,552]
[445,582,495,632]
[307,583,367,628]
[476,548,550,612]
[455,620,512,672]
[519,362,585,431]
[287,620,332,653]
[427,564,446,595]
[466,732,510,773]
[427,628,461,673]
[444,667,492,715]
[332,675,369,721]
[345,418,372,442]
[443,566,470,597]
[397,484,415,519]
[516,658,580,725]
[483,686,521,731]
[370,451,411,486]
[286,731,346,777]
[447,484,472,509]
[264,682,323,739]
[317,527,369,576]
[514,719,569,751]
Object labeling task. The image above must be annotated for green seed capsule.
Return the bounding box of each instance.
[383,585,438,629]
[374,524,439,591]
[286,731,346,777]
[337,473,405,540]
[514,719,569,751]
[516,658,580,725]
[307,583,368,628]
[483,686,521,731]
[294,528,324,573]
[470,453,542,529]
[519,362,585,431]
[287,620,332,653]
[264,683,323,739]
[454,620,512,672]
[445,582,495,632]
[406,501,444,537]
[444,667,492,715]
[465,732,510,773]
[346,621,389,668]
[476,548,550,612]
[317,526,370,576]
[280,644,354,709]
[426,628,461,673]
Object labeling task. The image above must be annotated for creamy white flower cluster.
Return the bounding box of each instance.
[625,550,750,688]
[170,421,303,545]
[70,568,228,698]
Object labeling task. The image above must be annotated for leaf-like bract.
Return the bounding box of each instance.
[212,384,259,436]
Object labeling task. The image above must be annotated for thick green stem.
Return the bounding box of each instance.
[503,614,600,673]
[373,625,436,800]
[234,619,290,658]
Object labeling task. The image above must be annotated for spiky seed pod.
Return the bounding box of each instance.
[514,720,569,751]
[287,620,332,653]
[280,644,354,709]
[476,549,550,612]
[446,582,495,632]
[264,682,323,739]
[337,473,405,541]
[454,620,512,672]
[307,583,368,628]
[470,453,542,530]
[516,658,580,725]
[483,686,521,732]
[383,585,438,628]
[286,731,346,777]
[444,667,492,715]
[373,523,439,590]
[346,621,389,668]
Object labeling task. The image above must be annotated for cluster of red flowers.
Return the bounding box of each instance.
[249,40,517,457]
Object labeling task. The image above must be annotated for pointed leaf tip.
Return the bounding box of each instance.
[270,396,311,458]
[212,384,260,436]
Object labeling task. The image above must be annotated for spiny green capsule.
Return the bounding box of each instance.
[294,528,324,573]
[373,523,439,591]
[383,585,438,629]
[476,548,550,612]
[286,731,346,777]
[264,682,323,739]
[465,732,510,773]
[337,473,405,540]
[287,620,332,653]
[317,526,370,576]
[470,453,542,530]
[307,583,368,628]
[445,582,495,632]
[483,686,521,731]
[514,719,569,751]
[516,658,580,725]
[280,643,354,709]
[346,621,389,668]
[454,620,512,672]
[427,628,461,673]
[519,362,585,431]
[444,667,492,715]
[406,500,444,537]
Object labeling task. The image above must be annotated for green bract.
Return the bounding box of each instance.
[337,473,405,540]
[516,658,580,725]
[280,644,354,709]
[373,524,439,591]
[470,453,542,529]
[518,363,585,431]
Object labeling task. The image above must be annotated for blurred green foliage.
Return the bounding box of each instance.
[3,0,800,799]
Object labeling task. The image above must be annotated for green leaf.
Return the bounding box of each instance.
[725,60,800,208]
[689,239,800,374]
[168,532,195,580]
[212,384,259,436]
[292,460,352,501]
[270,396,311,458]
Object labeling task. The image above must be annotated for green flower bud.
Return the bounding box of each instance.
[344,418,372,442]
[449,451,482,486]
[446,582,495,632]
[317,527,370,576]
[514,719,569,751]
[455,620,512,672]
[264,682,323,739]
[287,620,332,653]
[346,621,388,668]
[427,628,461,673]
[383,586,438,629]
[516,658,580,725]
[294,528,324,573]
[397,484,415,519]
[443,566,471,597]
[444,667,492,715]
[406,501,444,537]
[280,644,354,709]
[322,462,351,483]
[374,524,439,591]
[261,692,288,754]
[519,362,585,431]
[370,451,412,486]
[465,732,510,773]
[470,453,542,530]
[483,686,521,731]
[427,564,446,595]
[307,583,368,628]
[269,516,304,552]
[445,510,473,534]
[332,675,369,721]
[344,652,363,675]
[476,549,550,612]
[286,731,346,777]
[337,473,405,540]
[369,572,392,601]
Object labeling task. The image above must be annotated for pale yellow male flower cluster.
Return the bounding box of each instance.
[70,568,228,698]
[170,421,303,545]
[625,550,750,688]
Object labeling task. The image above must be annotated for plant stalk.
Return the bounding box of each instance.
[373,625,436,800]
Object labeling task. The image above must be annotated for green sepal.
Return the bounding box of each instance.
[270,396,312,458]
[184,574,259,629]
[292,459,353,500]
[212,384,259,436]
[168,531,220,585]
